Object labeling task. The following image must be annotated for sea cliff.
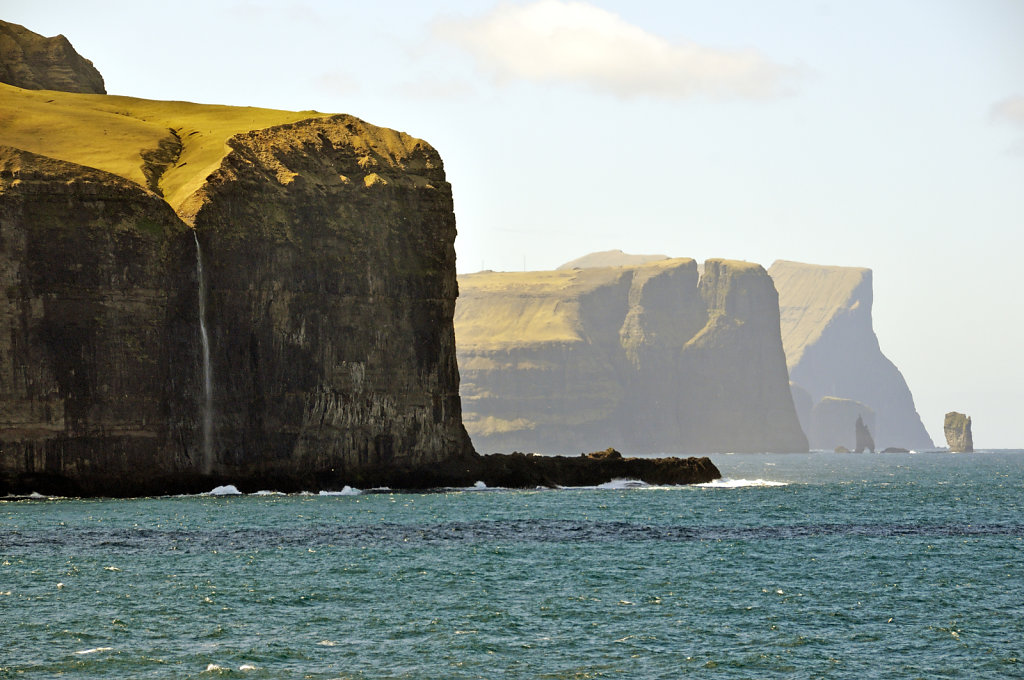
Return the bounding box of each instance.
[456,258,808,454]
[768,260,933,450]
[0,83,477,495]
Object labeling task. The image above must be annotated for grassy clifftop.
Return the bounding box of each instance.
[0,83,328,212]
[1,84,439,221]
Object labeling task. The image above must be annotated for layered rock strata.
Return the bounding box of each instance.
[456,258,808,454]
[0,20,105,93]
[769,260,933,450]
[0,83,477,495]
[943,412,973,453]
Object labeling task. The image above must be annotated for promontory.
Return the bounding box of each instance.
[0,23,719,494]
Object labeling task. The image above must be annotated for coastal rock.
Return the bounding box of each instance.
[943,412,973,453]
[0,82,473,495]
[474,450,720,488]
[855,415,875,453]
[455,257,808,454]
[769,260,933,450]
[0,21,105,93]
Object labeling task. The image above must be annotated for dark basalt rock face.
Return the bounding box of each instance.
[474,449,721,488]
[0,148,198,496]
[943,412,973,453]
[0,114,477,497]
[0,21,105,94]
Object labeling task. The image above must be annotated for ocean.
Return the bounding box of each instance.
[2,451,1022,679]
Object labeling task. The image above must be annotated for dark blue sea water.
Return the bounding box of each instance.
[2,451,1022,679]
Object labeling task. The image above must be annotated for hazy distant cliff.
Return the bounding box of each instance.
[0,74,473,494]
[768,260,933,450]
[456,258,808,454]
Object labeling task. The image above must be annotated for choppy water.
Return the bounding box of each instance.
[2,451,1022,679]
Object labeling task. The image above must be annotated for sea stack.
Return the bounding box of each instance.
[943,412,974,453]
[854,415,875,453]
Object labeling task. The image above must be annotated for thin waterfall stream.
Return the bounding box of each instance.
[193,231,213,473]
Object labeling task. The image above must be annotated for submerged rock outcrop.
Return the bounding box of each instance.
[0,20,104,94]
[943,412,973,453]
[769,260,933,451]
[456,258,808,454]
[0,80,476,495]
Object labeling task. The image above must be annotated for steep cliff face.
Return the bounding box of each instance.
[0,147,198,494]
[769,260,933,450]
[0,84,472,494]
[456,258,808,454]
[186,116,472,480]
[0,21,104,94]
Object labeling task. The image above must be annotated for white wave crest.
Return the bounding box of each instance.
[696,478,788,488]
[319,486,361,496]
[593,479,649,489]
[207,485,242,496]
[74,647,112,655]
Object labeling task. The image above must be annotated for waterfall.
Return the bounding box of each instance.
[193,231,213,474]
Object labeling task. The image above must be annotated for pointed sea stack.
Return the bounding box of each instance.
[855,415,875,453]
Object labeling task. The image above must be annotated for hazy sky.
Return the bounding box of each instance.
[5,0,1023,446]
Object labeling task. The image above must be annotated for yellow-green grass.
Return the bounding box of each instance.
[768,260,871,368]
[0,82,329,212]
[455,259,698,350]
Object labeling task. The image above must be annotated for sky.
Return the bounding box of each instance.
[4,0,1023,447]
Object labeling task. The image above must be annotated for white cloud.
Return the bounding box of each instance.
[991,95,1024,156]
[435,0,799,99]
[991,95,1024,127]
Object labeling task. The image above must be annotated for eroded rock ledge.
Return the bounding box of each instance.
[2,449,720,497]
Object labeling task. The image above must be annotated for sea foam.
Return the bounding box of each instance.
[696,478,788,488]
[206,485,242,496]
[319,486,361,496]
[597,479,650,490]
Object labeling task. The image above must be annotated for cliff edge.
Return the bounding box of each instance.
[456,258,808,454]
[769,260,933,450]
[0,81,474,495]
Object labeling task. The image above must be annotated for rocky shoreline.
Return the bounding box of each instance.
[0,449,720,498]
